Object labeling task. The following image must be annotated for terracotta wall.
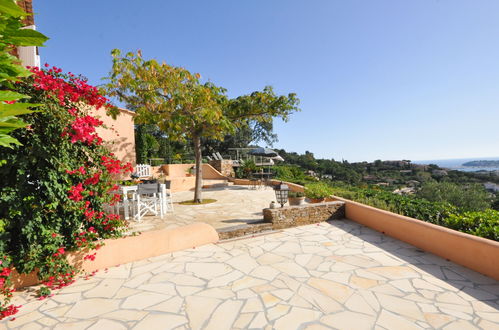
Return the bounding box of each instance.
[155,164,227,192]
[11,223,219,289]
[333,196,499,281]
[229,178,305,192]
[92,108,136,165]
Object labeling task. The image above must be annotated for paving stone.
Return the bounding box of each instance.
[5,311,44,328]
[257,253,286,265]
[478,319,499,330]
[169,274,206,286]
[233,313,254,329]
[185,296,221,330]
[424,313,454,328]
[121,292,170,309]
[350,275,378,289]
[252,284,276,294]
[260,292,280,308]
[51,293,81,304]
[52,320,95,330]
[266,304,290,321]
[65,298,120,318]
[207,270,243,288]
[321,311,375,329]
[274,262,309,278]
[272,288,294,301]
[367,266,420,279]
[231,276,267,291]
[87,319,127,330]
[298,285,343,314]
[204,299,243,330]
[345,293,376,316]
[273,307,321,329]
[236,288,258,299]
[251,265,280,281]
[376,292,425,321]
[136,282,176,295]
[123,272,153,288]
[288,294,315,309]
[37,317,59,327]
[370,283,406,297]
[130,260,166,277]
[249,311,268,328]
[186,262,232,279]
[84,278,124,298]
[242,297,264,313]
[436,291,471,305]
[176,285,203,296]
[377,310,423,330]
[308,277,353,303]
[133,314,187,330]
[442,319,480,330]
[103,309,148,322]
[42,305,71,319]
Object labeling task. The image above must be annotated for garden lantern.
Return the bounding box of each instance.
[274,181,289,207]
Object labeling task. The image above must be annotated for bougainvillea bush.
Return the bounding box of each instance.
[0,65,132,319]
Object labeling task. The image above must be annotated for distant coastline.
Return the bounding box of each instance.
[413,157,499,172]
[462,160,499,167]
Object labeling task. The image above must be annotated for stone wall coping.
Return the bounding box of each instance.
[264,200,345,211]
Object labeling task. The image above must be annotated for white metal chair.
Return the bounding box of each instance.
[133,183,164,222]
[162,181,174,213]
[135,164,152,178]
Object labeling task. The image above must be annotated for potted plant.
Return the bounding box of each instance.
[288,191,306,205]
[305,182,334,203]
[186,166,195,177]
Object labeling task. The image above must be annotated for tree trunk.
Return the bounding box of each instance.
[193,133,203,203]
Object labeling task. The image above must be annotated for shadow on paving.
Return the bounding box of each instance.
[325,219,499,311]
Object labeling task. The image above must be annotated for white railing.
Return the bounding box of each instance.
[135,164,151,178]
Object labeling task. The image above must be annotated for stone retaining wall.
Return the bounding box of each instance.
[263,201,345,229]
[208,159,235,177]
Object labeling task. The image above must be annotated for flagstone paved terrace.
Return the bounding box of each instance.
[3,220,499,329]
[127,185,276,233]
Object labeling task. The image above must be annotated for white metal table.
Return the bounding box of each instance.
[118,184,169,220]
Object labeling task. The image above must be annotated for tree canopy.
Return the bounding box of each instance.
[104,50,300,202]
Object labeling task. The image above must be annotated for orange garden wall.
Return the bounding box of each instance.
[157,164,228,192]
[11,223,219,289]
[92,108,136,165]
[333,196,499,281]
[229,178,304,192]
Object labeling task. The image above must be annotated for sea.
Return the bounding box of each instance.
[413,157,499,172]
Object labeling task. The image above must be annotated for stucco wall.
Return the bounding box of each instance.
[92,108,136,165]
[157,164,227,192]
[229,178,305,192]
[11,223,219,289]
[333,196,499,281]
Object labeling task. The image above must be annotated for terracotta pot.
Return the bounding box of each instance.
[289,197,306,206]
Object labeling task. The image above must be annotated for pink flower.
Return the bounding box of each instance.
[68,183,84,201]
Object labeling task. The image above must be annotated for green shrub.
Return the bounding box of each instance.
[0,66,131,317]
[330,184,499,241]
[236,159,259,179]
[304,182,334,199]
[443,210,499,241]
[417,181,491,211]
[288,191,305,198]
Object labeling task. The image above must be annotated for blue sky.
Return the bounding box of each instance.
[34,0,499,162]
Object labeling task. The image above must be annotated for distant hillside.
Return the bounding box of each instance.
[463,160,499,167]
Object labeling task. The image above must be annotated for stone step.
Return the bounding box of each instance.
[217,222,274,240]
[202,179,233,189]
